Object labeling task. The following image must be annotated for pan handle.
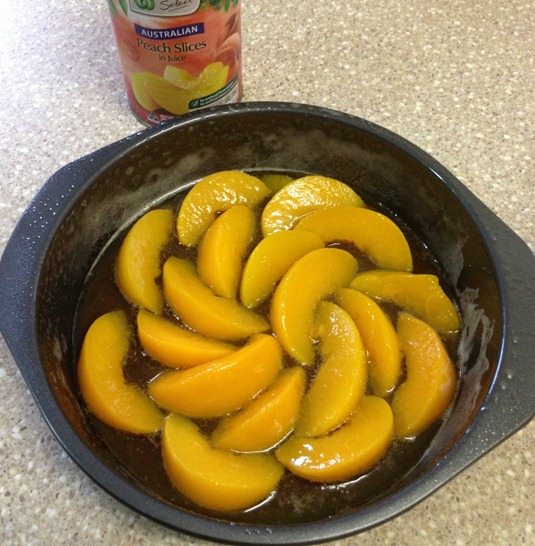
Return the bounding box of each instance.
[0,128,148,360]
[459,202,535,456]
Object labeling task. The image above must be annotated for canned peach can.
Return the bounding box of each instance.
[107,0,242,125]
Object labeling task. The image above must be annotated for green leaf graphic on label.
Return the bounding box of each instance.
[119,0,129,15]
[107,0,118,16]
[134,0,155,11]
[201,0,239,11]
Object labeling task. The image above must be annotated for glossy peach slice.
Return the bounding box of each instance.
[78,311,164,434]
[162,257,270,340]
[240,230,325,308]
[392,313,457,439]
[177,171,269,247]
[212,367,306,452]
[148,334,282,418]
[271,248,358,365]
[136,309,235,368]
[260,173,293,193]
[116,209,173,315]
[296,302,367,437]
[335,288,401,397]
[197,205,255,299]
[276,396,393,483]
[350,270,461,335]
[131,72,158,111]
[142,72,192,115]
[261,175,364,236]
[295,206,413,271]
[162,414,284,512]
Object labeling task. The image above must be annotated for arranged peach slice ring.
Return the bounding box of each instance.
[148,334,282,418]
[115,209,173,315]
[177,171,270,246]
[276,396,394,483]
[296,301,367,437]
[240,230,325,309]
[163,257,270,340]
[350,270,460,335]
[136,309,235,369]
[78,311,164,434]
[295,206,413,272]
[197,205,255,299]
[261,175,364,236]
[212,367,306,452]
[162,414,285,512]
[270,247,358,365]
[335,288,401,397]
[392,313,457,439]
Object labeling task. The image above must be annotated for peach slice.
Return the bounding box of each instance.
[276,396,393,483]
[197,205,255,299]
[177,171,270,247]
[261,175,364,236]
[212,367,306,452]
[116,209,173,315]
[148,334,282,418]
[296,302,367,437]
[260,173,293,193]
[335,288,401,397]
[392,313,457,439]
[163,257,270,340]
[271,247,358,365]
[136,309,235,368]
[295,206,413,271]
[240,230,325,308]
[78,311,164,434]
[131,72,158,111]
[350,270,461,335]
[142,72,192,115]
[162,414,284,512]
[164,62,228,95]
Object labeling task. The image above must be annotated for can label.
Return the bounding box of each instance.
[108,0,242,125]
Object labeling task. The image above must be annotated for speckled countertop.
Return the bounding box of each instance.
[1,1,534,545]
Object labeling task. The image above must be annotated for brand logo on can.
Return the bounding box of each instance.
[129,0,201,17]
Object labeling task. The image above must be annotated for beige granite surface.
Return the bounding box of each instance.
[0,0,534,545]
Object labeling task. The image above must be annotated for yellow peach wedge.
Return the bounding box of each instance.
[295,206,413,271]
[259,173,293,193]
[296,301,367,437]
[391,313,457,439]
[177,171,270,247]
[212,367,306,452]
[148,334,282,418]
[276,396,393,483]
[335,288,401,397]
[142,72,192,115]
[78,311,164,434]
[162,257,270,340]
[131,72,158,111]
[116,209,173,315]
[136,309,235,369]
[240,230,325,308]
[162,414,284,512]
[261,175,364,236]
[197,205,255,299]
[350,270,460,335]
[271,247,358,365]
